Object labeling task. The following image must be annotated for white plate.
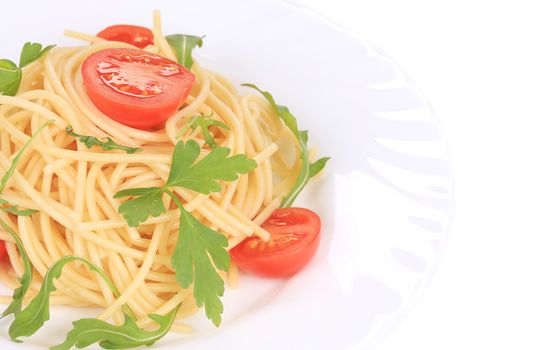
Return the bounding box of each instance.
[0,0,454,349]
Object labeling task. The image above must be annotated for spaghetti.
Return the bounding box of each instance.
[0,10,304,334]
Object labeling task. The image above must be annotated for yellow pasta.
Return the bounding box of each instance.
[0,10,302,333]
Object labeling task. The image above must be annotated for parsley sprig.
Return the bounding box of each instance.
[242,84,330,207]
[114,140,256,326]
[66,127,142,154]
[0,42,54,96]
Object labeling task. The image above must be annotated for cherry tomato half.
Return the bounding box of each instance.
[231,208,321,278]
[82,48,195,130]
[0,241,6,260]
[97,25,154,49]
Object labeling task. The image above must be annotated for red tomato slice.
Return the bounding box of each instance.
[230,208,321,278]
[97,25,154,49]
[82,48,195,130]
[0,241,6,260]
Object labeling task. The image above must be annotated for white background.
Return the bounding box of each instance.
[299,0,558,349]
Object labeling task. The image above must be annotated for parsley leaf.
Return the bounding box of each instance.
[0,218,33,318]
[177,112,230,149]
[242,83,329,206]
[166,140,256,194]
[51,307,178,350]
[169,195,229,326]
[115,141,255,325]
[115,187,165,227]
[19,42,55,68]
[166,34,204,69]
[9,255,134,342]
[0,59,22,96]
[0,42,54,96]
[66,127,142,154]
[115,140,256,227]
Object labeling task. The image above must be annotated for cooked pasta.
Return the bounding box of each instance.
[0,10,303,333]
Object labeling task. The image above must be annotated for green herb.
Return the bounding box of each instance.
[242,83,329,207]
[19,42,55,68]
[0,124,47,319]
[115,140,256,227]
[66,127,142,154]
[0,218,33,318]
[300,132,330,178]
[115,140,255,326]
[0,59,22,96]
[309,157,331,178]
[113,187,165,227]
[0,198,37,216]
[1,122,51,193]
[0,42,54,96]
[169,193,229,326]
[8,255,135,342]
[165,140,255,195]
[299,130,309,145]
[177,112,230,149]
[51,306,178,350]
[0,121,51,216]
[166,34,204,69]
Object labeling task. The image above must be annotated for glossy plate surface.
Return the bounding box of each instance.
[0,0,453,349]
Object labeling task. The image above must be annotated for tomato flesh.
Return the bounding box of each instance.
[0,241,6,260]
[97,25,154,49]
[231,208,321,277]
[82,48,195,130]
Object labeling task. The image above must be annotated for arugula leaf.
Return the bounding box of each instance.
[309,157,330,178]
[0,121,50,216]
[243,83,329,207]
[0,218,33,318]
[66,127,142,154]
[0,42,54,96]
[9,255,133,342]
[19,42,55,68]
[114,187,165,227]
[166,140,256,194]
[51,306,179,350]
[0,198,37,216]
[0,59,22,96]
[299,130,309,145]
[166,34,203,69]
[0,124,49,316]
[169,194,229,326]
[299,130,329,177]
[177,113,230,149]
[1,121,51,193]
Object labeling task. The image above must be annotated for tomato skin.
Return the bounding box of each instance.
[231,208,321,278]
[0,241,6,260]
[82,48,195,130]
[97,25,154,49]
